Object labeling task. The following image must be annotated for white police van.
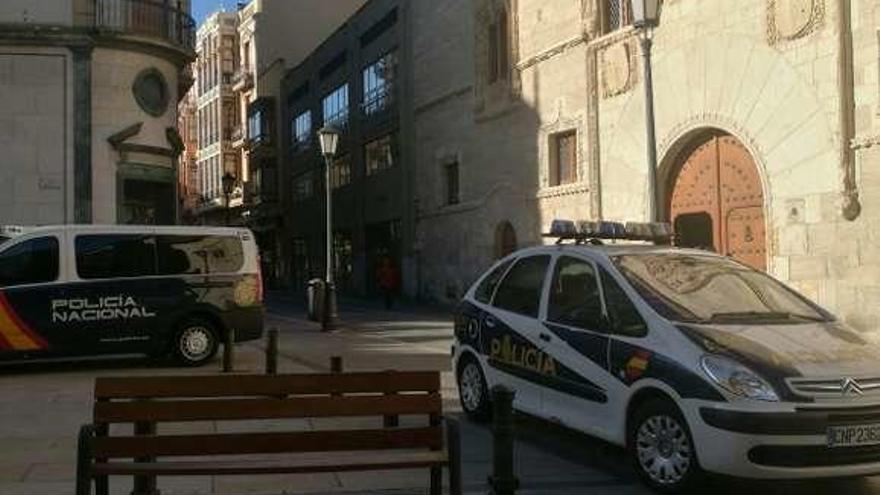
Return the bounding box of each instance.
[0,225,264,366]
[453,220,880,491]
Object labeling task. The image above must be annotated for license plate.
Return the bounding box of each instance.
[827,424,880,448]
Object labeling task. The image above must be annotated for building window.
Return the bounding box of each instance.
[550,131,577,186]
[330,155,352,189]
[445,162,460,205]
[487,9,509,84]
[248,108,269,144]
[322,84,349,129]
[291,110,312,149]
[365,133,397,176]
[293,172,314,202]
[601,0,632,34]
[362,51,397,116]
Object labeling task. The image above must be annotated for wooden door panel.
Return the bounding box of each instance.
[726,206,767,270]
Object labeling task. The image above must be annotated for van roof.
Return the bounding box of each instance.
[18,225,253,236]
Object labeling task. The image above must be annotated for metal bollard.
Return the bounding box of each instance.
[383,370,399,428]
[330,355,343,373]
[488,385,518,495]
[131,420,159,495]
[330,356,343,397]
[265,328,279,375]
[223,328,235,373]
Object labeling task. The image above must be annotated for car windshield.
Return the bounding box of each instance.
[612,253,831,324]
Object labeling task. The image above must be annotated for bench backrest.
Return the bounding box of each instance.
[90,371,443,459]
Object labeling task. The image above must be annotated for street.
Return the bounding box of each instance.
[0,297,879,494]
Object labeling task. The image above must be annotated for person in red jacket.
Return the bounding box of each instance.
[375,256,400,309]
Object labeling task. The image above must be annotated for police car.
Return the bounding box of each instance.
[453,220,880,491]
[0,225,264,366]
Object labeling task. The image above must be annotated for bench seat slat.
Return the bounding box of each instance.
[94,393,442,423]
[93,427,443,458]
[94,372,440,399]
[91,451,449,476]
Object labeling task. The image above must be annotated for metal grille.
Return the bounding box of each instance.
[604,0,630,33]
[96,0,196,51]
[788,377,880,399]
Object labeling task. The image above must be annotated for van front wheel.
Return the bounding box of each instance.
[174,318,219,367]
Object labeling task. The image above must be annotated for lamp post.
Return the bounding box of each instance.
[222,171,236,226]
[632,0,661,222]
[318,126,340,332]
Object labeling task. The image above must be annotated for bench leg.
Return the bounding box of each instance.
[430,466,442,495]
[446,417,463,495]
[76,424,95,495]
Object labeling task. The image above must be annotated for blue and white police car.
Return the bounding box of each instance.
[453,220,880,492]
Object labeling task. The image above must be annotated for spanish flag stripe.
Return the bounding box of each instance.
[0,293,43,351]
[0,328,12,351]
[0,292,48,349]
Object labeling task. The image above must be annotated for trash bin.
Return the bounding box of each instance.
[307,279,325,322]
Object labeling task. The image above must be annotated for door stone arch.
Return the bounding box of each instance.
[666,131,767,270]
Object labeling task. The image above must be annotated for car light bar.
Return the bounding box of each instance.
[545,219,674,243]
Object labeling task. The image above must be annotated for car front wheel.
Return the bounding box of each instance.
[457,355,491,421]
[629,398,702,492]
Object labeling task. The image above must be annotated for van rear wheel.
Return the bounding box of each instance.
[174,318,219,367]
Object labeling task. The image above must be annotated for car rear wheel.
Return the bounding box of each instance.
[457,355,491,421]
[174,318,219,367]
[629,398,702,493]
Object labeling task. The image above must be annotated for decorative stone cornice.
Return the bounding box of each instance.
[516,35,587,72]
[536,183,589,200]
[851,134,880,150]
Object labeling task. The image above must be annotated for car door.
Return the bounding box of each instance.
[539,255,617,437]
[484,254,552,416]
[0,234,72,358]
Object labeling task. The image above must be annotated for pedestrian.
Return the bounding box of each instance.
[376,256,400,309]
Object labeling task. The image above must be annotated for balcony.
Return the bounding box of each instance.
[230,126,246,149]
[232,67,254,91]
[95,0,196,53]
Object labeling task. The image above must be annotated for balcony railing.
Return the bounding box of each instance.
[232,67,254,90]
[95,0,196,52]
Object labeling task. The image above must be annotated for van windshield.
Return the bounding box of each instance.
[612,254,831,325]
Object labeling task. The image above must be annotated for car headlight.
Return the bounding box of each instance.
[701,355,779,402]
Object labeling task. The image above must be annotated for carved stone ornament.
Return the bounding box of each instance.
[767,0,825,44]
[599,40,635,99]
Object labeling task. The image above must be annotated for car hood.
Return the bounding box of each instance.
[677,321,880,383]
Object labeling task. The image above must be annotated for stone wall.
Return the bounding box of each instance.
[0,49,72,225]
[91,48,179,224]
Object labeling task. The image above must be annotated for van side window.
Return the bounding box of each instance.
[492,255,550,318]
[157,236,244,275]
[547,256,604,330]
[0,237,59,287]
[76,235,156,280]
[474,259,514,304]
[600,267,647,337]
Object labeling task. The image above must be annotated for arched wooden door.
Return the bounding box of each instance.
[669,133,767,270]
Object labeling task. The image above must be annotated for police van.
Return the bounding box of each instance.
[453,220,880,491]
[0,225,264,366]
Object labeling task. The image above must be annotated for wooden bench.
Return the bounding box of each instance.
[76,371,461,495]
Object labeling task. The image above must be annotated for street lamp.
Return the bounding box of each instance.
[222,171,236,226]
[632,0,661,222]
[318,125,340,331]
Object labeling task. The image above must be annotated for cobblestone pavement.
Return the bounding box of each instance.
[1,295,880,494]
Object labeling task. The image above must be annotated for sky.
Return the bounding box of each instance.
[193,0,240,26]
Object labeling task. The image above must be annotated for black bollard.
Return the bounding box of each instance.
[330,356,343,397]
[223,328,235,373]
[488,385,518,495]
[265,328,279,375]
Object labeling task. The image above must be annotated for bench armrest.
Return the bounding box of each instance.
[76,424,97,495]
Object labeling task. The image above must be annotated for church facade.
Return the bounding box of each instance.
[411,0,880,329]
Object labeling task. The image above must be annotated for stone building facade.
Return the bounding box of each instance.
[0,0,195,225]
[411,0,880,329]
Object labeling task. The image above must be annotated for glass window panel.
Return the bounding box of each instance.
[0,237,59,287]
[493,255,550,318]
[76,235,156,280]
